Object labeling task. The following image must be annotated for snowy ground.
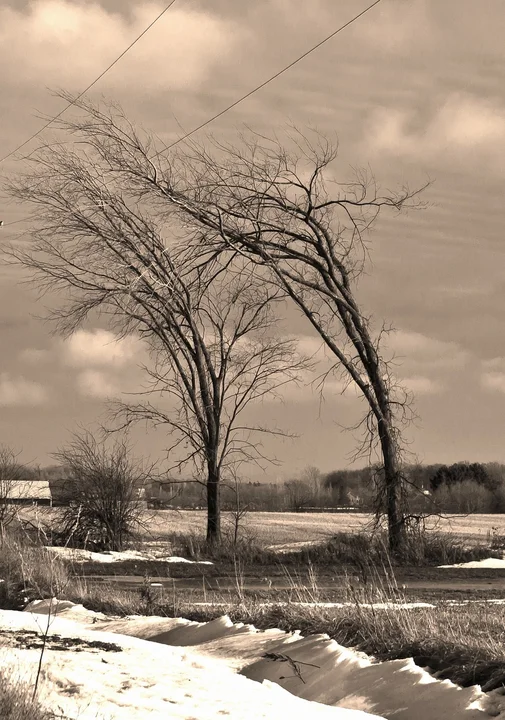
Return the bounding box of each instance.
[439,557,505,569]
[1,599,505,719]
[44,546,213,564]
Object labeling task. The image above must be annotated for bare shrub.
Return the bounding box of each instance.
[0,446,27,535]
[52,432,152,552]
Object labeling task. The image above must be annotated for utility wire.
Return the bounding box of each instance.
[0,0,178,165]
[0,0,380,227]
[156,0,381,155]
[1,214,40,228]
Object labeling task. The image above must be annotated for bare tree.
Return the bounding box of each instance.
[284,478,314,513]
[59,117,425,554]
[170,134,426,553]
[5,97,306,546]
[52,431,152,551]
[0,446,26,536]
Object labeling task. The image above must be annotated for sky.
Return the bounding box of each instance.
[1,0,505,479]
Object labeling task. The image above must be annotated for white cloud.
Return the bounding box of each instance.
[62,330,143,368]
[294,335,331,361]
[400,375,442,396]
[482,357,505,373]
[481,372,505,394]
[0,373,48,406]
[356,0,435,54]
[385,330,469,370]
[77,369,119,399]
[19,348,50,364]
[480,358,505,395]
[367,94,505,161]
[0,1,239,92]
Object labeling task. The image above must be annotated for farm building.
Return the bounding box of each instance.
[6,480,53,506]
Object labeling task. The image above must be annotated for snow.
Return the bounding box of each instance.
[186,601,436,610]
[267,540,325,553]
[438,557,505,569]
[0,600,503,718]
[44,546,213,564]
[0,607,383,719]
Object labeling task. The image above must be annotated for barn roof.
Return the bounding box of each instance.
[8,480,52,500]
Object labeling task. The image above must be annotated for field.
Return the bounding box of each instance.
[146,510,505,546]
[20,507,505,547]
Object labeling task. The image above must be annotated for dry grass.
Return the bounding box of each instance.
[0,670,56,720]
[58,556,505,691]
[0,533,69,609]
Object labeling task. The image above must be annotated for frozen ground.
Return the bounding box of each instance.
[44,546,213,564]
[1,599,505,719]
[439,557,505,569]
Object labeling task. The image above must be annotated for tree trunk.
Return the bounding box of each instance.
[378,418,406,555]
[206,463,221,546]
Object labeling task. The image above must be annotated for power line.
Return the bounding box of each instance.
[156,0,381,155]
[1,0,380,228]
[1,214,40,228]
[0,0,178,165]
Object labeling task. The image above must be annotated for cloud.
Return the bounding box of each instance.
[0,373,48,406]
[19,348,50,364]
[385,330,469,370]
[62,330,143,368]
[481,372,505,394]
[294,335,332,361]
[0,1,239,93]
[480,358,505,394]
[401,375,442,396]
[367,94,505,163]
[356,0,436,55]
[77,369,119,399]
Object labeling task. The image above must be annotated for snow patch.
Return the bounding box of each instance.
[439,557,505,569]
[44,546,213,564]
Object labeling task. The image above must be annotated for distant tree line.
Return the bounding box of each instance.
[84,460,505,514]
[7,459,505,519]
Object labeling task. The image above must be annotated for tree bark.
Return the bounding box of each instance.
[206,462,221,545]
[378,418,406,555]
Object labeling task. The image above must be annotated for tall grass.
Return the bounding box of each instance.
[0,670,56,720]
[0,532,69,610]
[294,529,501,566]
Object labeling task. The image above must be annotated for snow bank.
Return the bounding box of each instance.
[44,546,213,564]
[439,557,505,569]
[24,598,109,624]
[94,611,505,719]
[0,608,382,719]
[4,600,504,719]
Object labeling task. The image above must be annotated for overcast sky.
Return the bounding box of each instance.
[1,0,505,479]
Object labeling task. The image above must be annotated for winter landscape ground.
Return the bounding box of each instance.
[4,511,505,719]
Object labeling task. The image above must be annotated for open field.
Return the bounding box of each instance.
[18,507,505,546]
[142,510,505,546]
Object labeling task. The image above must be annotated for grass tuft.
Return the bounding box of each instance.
[294,529,501,567]
[0,670,56,720]
[0,532,69,610]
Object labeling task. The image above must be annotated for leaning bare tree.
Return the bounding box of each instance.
[151,133,426,554]
[59,113,425,554]
[5,98,305,546]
